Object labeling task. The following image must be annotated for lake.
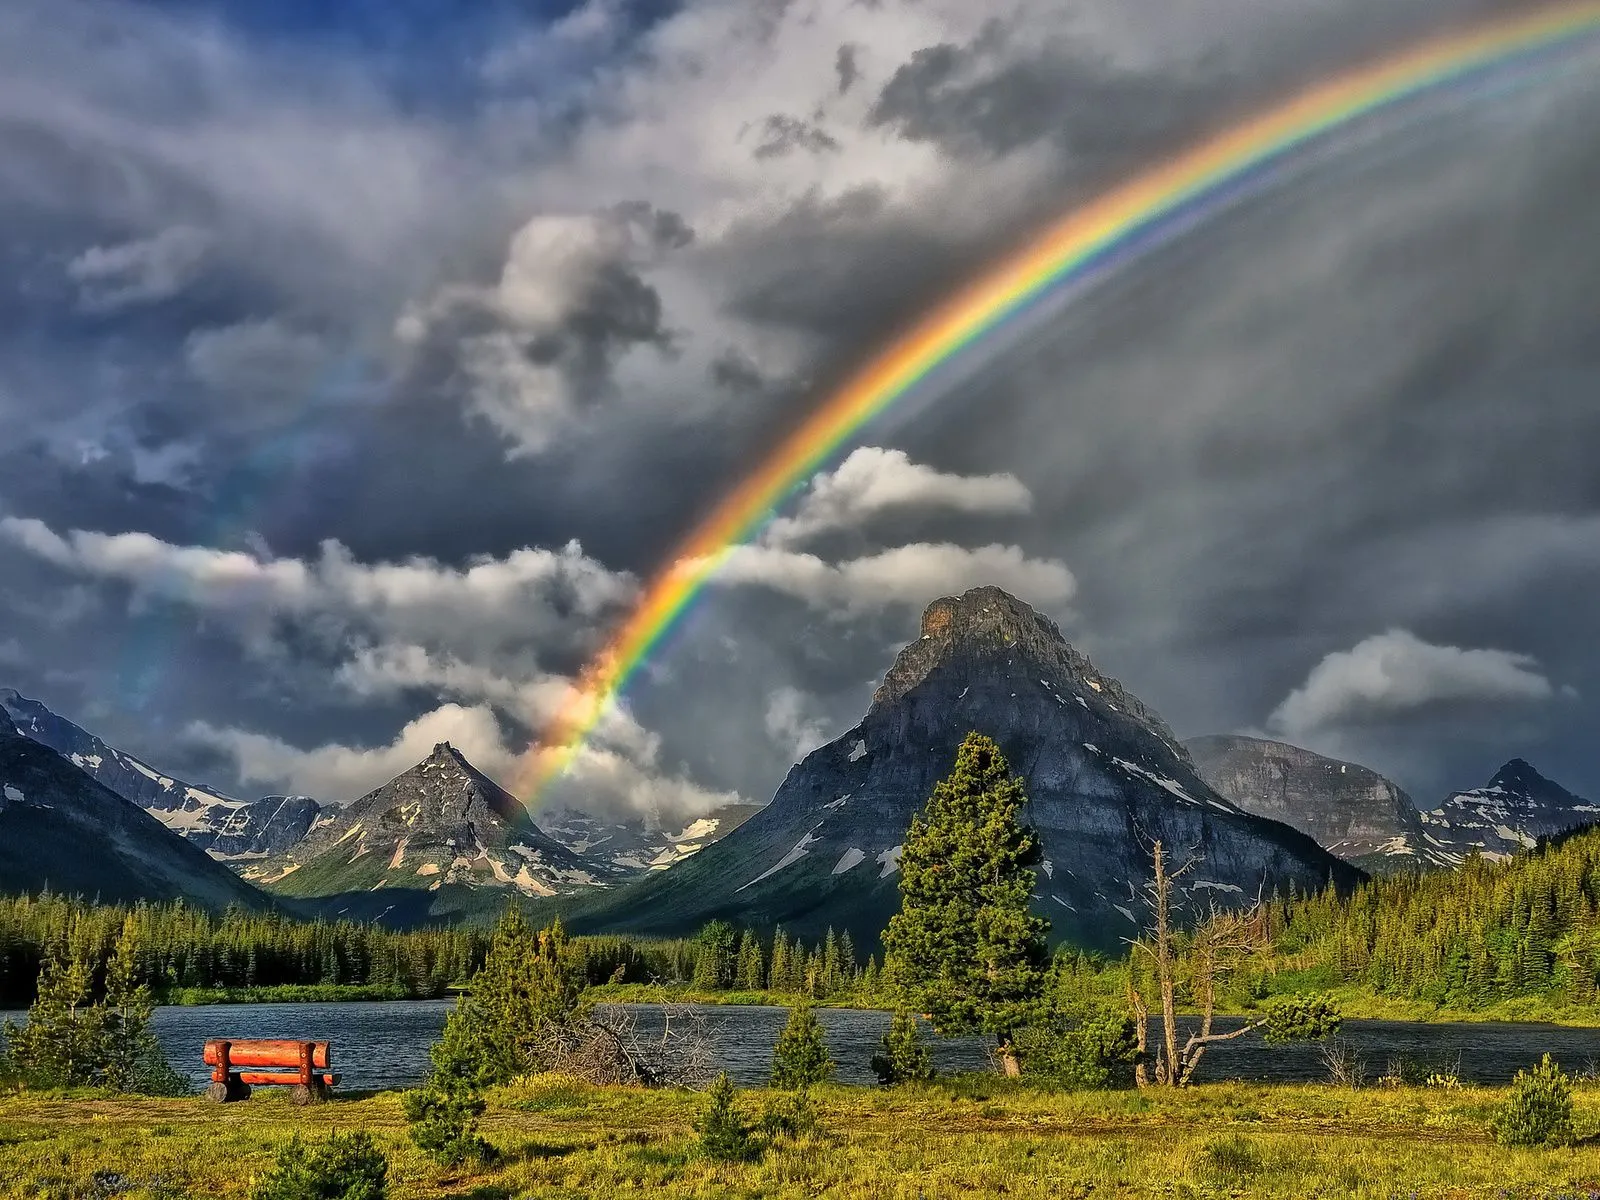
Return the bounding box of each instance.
[5,1002,1599,1091]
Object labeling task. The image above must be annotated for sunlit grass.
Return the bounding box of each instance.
[2,1077,1600,1198]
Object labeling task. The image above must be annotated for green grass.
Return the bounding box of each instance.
[6,1076,1600,1197]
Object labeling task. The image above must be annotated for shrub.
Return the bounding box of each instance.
[759,1088,820,1141]
[871,1011,935,1086]
[1492,1054,1574,1147]
[695,1074,756,1162]
[1262,993,1342,1044]
[2,927,189,1096]
[402,1085,493,1167]
[770,1004,832,1089]
[1015,1010,1138,1089]
[250,1132,388,1200]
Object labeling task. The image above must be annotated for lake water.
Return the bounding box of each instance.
[5,1002,1599,1091]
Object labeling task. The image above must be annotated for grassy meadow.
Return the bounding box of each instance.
[5,1075,1600,1199]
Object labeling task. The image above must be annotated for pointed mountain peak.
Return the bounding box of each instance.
[1488,758,1548,792]
[872,586,1178,748]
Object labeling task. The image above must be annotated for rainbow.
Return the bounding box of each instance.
[513,1,1600,803]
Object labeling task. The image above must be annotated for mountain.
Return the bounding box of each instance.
[1186,734,1451,873]
[0,689,322,859]
[0,708,269,909]
[568,587,1361,952]
[1419,759,1600,864]
[541,803,766,875]
[257,742,616,911]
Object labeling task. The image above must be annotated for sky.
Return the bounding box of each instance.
[1,0,1597,822]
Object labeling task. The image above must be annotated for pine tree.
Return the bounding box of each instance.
[821,929,841,996]
[102,918,186,1095]
[692,921,736,990]
[768,930,791,993]
[695,1074,755,1162]
[769,1003,833,1089]
[882,732,1050,1076]
[734,931,765,991]
[870,1011,935,1085]
[3,943,103,1087]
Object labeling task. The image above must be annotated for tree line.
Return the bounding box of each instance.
[0,894,878,1007]
[1267,826,1600,1009]
[0,894,488,1004]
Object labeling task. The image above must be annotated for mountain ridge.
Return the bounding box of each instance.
[0,688,323,859]
[0,706,270,909]
[1186,733,1451,873]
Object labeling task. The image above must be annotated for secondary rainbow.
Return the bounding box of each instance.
[513,1,1600,802]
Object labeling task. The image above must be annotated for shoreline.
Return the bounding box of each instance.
[17,979,1586,1028]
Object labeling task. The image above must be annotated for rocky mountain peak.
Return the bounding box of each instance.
[580,585,1358,952]
[1488,759,1546,792]
[873,587,1182,752]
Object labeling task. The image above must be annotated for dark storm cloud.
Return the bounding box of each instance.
[2,0,1599,815]
[835,44,861,96]
[752,114,842,159]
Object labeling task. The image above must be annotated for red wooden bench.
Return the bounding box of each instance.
[203,1039,339,1104]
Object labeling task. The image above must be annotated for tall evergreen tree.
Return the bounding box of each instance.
[882,732,1050,1075]
[734,931,765,991]
[768,929,791,993]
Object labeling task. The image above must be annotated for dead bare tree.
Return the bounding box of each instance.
[1127,839,1273,1087]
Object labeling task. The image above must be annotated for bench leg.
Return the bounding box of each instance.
[290,1080,328,1106]
[205,1073,251,1103]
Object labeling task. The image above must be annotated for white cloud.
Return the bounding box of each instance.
[396,207,688,454]
[191,697,741,821]
[65,226,213,312]
[764,686,833,762]
[188,702,520,804]
[0,516,633,661]
[763,447,1032,547]
[1270,629,1560,738]
[709,541,1076,615]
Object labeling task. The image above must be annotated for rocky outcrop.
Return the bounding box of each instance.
[0,706,269,909]
[1420,759,1600,864]
[573,587,1362,951]
[0,688,323,859]
[258,742,615,900]
[1186,734,1448,873]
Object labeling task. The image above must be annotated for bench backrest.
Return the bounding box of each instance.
[204,1039,330,1069]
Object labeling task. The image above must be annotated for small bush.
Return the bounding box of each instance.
[695,1073,757,1162]
[1015,1010,1138,1089]
[759,1088,820,1141]
[402,1084,494,1167]
[1492,1054,1574,1147]
[871,1012,934,1086]
[770,1004,832,1089]
[1262,993,1342,1044]
[250,1131,388,1200]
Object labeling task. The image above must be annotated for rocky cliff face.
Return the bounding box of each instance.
[574,587,1362,951]
[0,688,322,859]
[1186,734,1449,873]
[0,707,269,909]
[1419,759,1599,863]
[258,742,614,901]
